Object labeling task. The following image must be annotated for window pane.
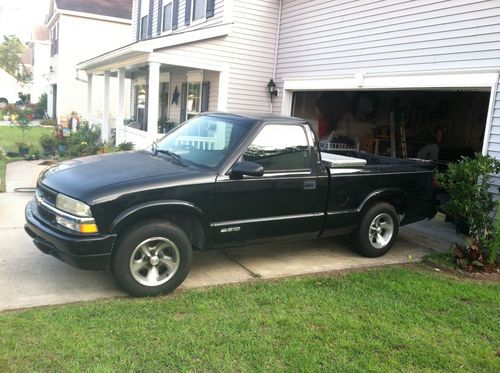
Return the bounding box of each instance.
[141,15,148,39]
[187,82,201,113]
[163,4,172,31]
[158,116,256,168]
[244,125,310,172]
[193,0,206,20]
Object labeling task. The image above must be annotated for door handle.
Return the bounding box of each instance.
[303,180,316,190]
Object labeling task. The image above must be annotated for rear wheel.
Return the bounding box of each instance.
[356,202,399,257]
[111,221,192,297]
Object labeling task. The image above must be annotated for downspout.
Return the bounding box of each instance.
[270,0,283,114]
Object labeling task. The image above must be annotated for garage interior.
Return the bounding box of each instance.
[292,90,490,165]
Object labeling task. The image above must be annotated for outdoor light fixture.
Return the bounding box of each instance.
[267,79,278,102]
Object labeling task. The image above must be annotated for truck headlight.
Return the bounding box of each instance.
[56,194,92,217]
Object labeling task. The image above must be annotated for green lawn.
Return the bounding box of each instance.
[0,125,52,154]
[0,266,499,372]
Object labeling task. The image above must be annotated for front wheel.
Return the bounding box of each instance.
[111,220,192,297]
[356,202,399,257]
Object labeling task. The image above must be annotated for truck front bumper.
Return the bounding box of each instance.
[25,199,116,270]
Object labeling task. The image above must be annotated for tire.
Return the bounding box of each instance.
[111,220,192,297]
[356,202,399,258]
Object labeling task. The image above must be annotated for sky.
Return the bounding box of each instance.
[0,0,50,42]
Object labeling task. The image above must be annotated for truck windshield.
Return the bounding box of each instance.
[156,115,256,168]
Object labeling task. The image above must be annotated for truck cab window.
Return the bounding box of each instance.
[243,124,310,172]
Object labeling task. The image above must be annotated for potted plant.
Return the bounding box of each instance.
[437,153,500,265]
[158,117,176,134]
[16,142,30,157]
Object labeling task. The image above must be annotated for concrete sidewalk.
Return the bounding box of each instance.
[0,160,454,312]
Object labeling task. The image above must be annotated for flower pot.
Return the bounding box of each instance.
[455,216,470,235]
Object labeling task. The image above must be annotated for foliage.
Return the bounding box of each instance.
[39,130,59,155]
[35,93,47,118]
[437,153,500,263]
[17,92,30,104]
[158,117,176,133]
[40,118,57,126]
[66,124,102,158]
[491,199,500,264]
[117,141,134,151]
[451,239,486,270]
[0,35,31,84]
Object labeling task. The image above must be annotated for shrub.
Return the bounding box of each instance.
[67,124,101,158]
[437,153,500,264]
[40,118,57,126]
[117,142,134,151]
[39,131,59,156]
[35,93,47,118]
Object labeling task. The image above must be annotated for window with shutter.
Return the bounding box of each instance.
[156,0,163,35]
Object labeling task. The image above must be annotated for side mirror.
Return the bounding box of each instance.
[230,161,264,179]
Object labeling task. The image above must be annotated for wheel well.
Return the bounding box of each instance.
[114,210,206,250]
[362,195,407,216]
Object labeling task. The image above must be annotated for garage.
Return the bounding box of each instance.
[292,89,490,164]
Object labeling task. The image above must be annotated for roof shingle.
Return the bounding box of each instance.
[56,0,133,20]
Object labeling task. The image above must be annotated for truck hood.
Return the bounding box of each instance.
[39,151,192,203]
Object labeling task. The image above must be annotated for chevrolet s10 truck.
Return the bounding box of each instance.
[25,113,437,296]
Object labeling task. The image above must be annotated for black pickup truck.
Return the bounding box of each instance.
[25,113,437,296]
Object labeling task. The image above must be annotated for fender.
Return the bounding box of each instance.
[110,200,210,234]
[358,188,409,214]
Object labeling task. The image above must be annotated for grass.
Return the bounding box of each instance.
[0,125,52,155]
[0,266,499,372]
[0,125,52,192]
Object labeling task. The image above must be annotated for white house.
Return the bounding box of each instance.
[0,68,26,106]
[45,0,133,124]
[28,25,51,105]
[77,0,500,194]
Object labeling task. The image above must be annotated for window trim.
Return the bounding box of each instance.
[191,0,208,26]
[162,1,173,34]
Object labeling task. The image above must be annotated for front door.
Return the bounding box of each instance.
[212,123,326,246]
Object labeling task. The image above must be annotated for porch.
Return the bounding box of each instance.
[80,53,225,149]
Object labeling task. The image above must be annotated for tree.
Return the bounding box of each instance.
[0,35,31,84]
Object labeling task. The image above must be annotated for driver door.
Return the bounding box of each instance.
[212,123,326,246]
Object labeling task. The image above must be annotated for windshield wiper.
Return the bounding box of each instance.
[156,149,186,167]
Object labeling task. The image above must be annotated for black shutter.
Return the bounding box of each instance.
[206,0,215,18]
[201,81,210,112]
[157,0,163,35]
[136,0,142,40]
[180,83,187,123]
[147,0,154,37]
[172,0,179,30]
[185,0,192,26]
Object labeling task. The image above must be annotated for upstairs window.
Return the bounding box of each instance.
[162,1,173,32]
[140,15,148,40]
[192,0,206,21]
[50,23,58,57]
[185,0,214,26]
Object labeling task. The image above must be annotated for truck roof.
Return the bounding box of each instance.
[203,112,307,124]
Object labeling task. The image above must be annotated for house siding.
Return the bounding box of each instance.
[276,0,500,77]
[489,75,500,195]
[153,0,280,114]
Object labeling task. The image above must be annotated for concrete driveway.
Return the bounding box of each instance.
[0,161,451,312]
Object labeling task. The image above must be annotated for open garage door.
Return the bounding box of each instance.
[292,90,490,165]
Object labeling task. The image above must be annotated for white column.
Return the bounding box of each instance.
[86,73,93,123]
[147,62,160,139]
[102,70,110,143]
[116,68,126,146]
